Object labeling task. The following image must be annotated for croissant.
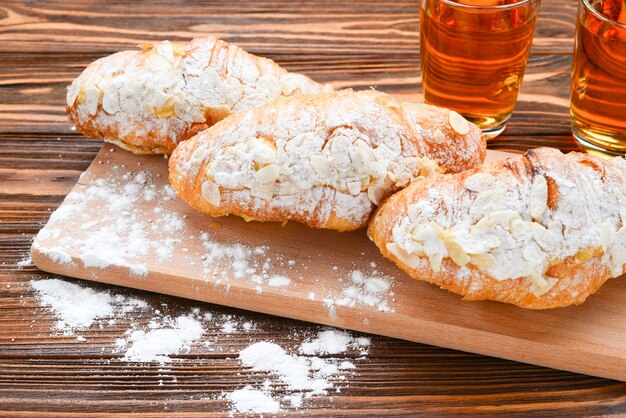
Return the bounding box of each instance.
[368,147,626,309]
[66,36,330,154]
[169,89,485,231]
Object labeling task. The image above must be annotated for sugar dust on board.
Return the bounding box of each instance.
[570,0,626,153]
[420,0,538,132]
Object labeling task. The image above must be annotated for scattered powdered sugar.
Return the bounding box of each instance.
[77,171,183,275]
[117,314,204,362]
[31,278,147,333]
[326,268,395,313]
[239,341,329,393]
[33,160,304,296]
[230,328,369,413]
[228,386,281,414]
[268,275,291,287]
[38,247,74,265]
[300,329,370,356]
[200,234,261,277]
[198,232,297,292]
[48,203,82,223]
[32,167,183,276]
[221,320,237,333]
[31,278,204,362]
[30,278,372,414]
[162,185,178,200]
[16,256,32,268]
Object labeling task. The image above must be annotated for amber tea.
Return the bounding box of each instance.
[420,0,540,138]
[571,0,626,154]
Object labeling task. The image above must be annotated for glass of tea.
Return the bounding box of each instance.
[570,0,626,155]
[420,0,541,139]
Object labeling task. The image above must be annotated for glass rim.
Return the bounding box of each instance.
[431,0,538,11]
[581,0,626,30]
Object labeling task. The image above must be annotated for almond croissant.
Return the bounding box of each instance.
[369,147,626,309]
[66,36,330,154]
[169,89,485,231]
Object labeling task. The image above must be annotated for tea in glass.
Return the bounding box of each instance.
[570,0,626,154]
[420,0,540,138]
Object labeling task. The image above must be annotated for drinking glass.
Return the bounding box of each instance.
[420,0,541,139]
[570,0,626,155]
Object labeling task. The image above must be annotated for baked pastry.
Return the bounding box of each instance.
[169,89,485,231]
[369,147,626,309]
[66,36,330,154]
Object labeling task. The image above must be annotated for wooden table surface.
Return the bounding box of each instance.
[2,0,626,416]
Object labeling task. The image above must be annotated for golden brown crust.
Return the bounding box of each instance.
[169,135,370,231]
[169,89,486,231]
[400,102,486,174]
[369,186,611,309]
[368,147,626,309]
[66,109,200,155]
[66,36,330,155]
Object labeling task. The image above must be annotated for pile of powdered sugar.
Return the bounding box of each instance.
[115,314,204,363]
[31,278,147,333]
[227,328,369,413]
[16,256,32,268]
[227,385,280,414]
[31,278,371,414]
[31,278,205,360]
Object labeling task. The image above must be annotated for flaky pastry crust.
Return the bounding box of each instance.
[169,89,485,231]
[66,36,330,154]
[369,148,626,309]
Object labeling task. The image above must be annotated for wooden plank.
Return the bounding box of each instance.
[0,0,574,55]
[30,146,626,383]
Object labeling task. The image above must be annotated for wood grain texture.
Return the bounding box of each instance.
[0,0,575,55]
[3,270,626,416]
[3,0,624,415]
[28,146,626,383]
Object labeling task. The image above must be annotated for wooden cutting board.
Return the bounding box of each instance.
[31,145,626,382]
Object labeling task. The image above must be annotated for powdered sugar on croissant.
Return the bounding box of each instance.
[66,36,330,154]
[369,147,626,309]
[169,89,485,231]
